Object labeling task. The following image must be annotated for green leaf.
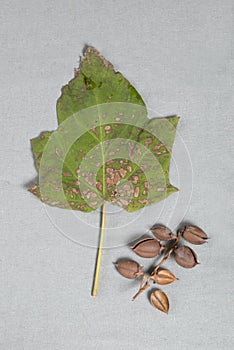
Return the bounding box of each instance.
[29,47,179,212]
[56,47,145,125]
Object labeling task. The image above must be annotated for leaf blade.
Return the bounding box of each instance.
[29,47,179,212]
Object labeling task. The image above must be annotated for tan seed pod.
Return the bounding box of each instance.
[150,225,175,241]
[183,225,208,245]
[153,269,178,285]
[131,238,161,258]
[114,260,143,279]
[150,290,169,314]
[174,246,199,268]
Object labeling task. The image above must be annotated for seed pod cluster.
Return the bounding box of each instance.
[115,223,208,314]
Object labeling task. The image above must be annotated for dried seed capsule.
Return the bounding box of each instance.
[150,290,169,314]
[153,269,178,285]
[183,225,208,245]
[131,238,161,258]
[174,246,198,268]
[114,260,143,279]
[150,225,175,241]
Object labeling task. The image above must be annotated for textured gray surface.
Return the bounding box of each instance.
[0,0,233,349]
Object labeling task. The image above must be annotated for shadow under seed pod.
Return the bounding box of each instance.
[132,238,162,258]
[174,246,199,268]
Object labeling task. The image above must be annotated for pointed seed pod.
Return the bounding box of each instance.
[174,246,199,268]
[150,225,175,241]
[114,260,143,279]
[153,269,178,285]
[150,290,169,314]
[183,225,208,245]
[131,238,162,258]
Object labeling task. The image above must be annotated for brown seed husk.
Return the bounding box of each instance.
[150,225,175,241]
[183,226,208,245]
[132,238,161,258]
[114,260,142,279]
[150,290,169,314]
[174,246,198,268]
[153,269,178,285]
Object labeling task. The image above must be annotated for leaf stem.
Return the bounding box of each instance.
[91,203,106,296]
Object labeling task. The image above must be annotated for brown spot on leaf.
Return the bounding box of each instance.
[51,201,60,205]
[138,199,147,204]
[145,139,153,148]
[118,199,128,207]
[85,176,94,186]
[113,172,120,185]
[92,126,99,137]
[134,187,140,198]
[72,188,79,194]
[157,188,165,192]
[153,143,164,150]
[137,148,142,155]
[132,176,139,184]
[119,168,127,178]
[106,178,112,187]
[96,182,102,191]
[123,184,131,191]
[106,168,113,174]
[127,165,132,172]
[55,148,60,157]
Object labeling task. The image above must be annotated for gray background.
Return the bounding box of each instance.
[1,0,233,349]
